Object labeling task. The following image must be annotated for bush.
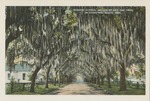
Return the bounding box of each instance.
[6,82,24,94]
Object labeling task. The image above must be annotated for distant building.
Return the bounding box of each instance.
[5,63,32,83]
[5,63,56,84]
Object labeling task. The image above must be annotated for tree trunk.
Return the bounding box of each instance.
[45,66,51,88]
[94,77,97,84]
[6,39,9,51]
[107,69,111,88]
[97,74,101,88]
[6,25,21,51]
[54,77,57,86]
[54,71,58,86]
[67,75,69,84]
[58,71,61,87]
[101,76,104,85]
[10,78,14,94]
[30,66,41,92]
[120,66,126,91]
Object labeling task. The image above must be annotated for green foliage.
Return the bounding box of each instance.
[7,84,66,95]
[63,8,78,30]
[27,73,32,81]
[90,83,145,95]
[54,32,63,38]
[6,44,16,71]
[6,81,23,94]
[113,15,121,30]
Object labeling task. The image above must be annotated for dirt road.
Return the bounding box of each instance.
[53,83,105,95]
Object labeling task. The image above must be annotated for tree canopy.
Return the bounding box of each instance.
[6,6,145,92]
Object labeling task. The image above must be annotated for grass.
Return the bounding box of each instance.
[89,82,145,95]
[7,82,145,95]
[7,84,66,95]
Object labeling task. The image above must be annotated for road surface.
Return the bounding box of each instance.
[51,83,105,95]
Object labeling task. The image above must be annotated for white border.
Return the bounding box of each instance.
[0,0,149,101]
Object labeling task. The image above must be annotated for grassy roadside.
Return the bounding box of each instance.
[7,84,66,95]
[88,83,145,95]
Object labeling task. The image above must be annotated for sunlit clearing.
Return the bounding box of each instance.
[75,74,84,83]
